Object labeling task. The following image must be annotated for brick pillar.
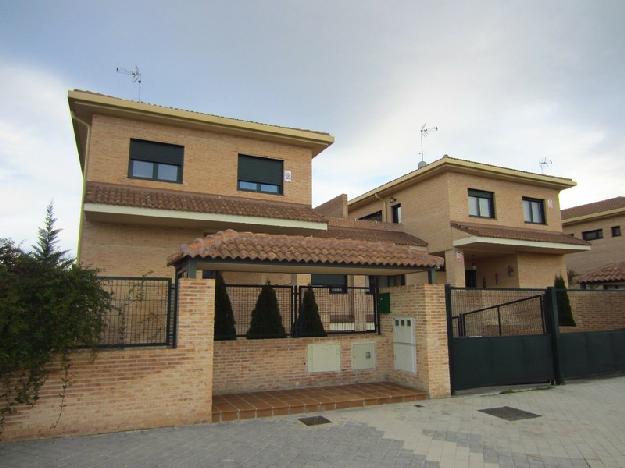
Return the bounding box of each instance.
[381,284,451,398]
[176,278,216,420]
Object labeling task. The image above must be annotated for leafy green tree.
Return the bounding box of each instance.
[0,204,109,429]
[246,282,286,339]
[292,287,326,337]
[214,272,236,340]
[554,275,576,327]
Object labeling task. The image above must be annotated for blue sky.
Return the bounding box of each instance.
[1,1,624,253]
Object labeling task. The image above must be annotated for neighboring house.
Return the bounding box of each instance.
[577,261,625,290]
[343,156,589,288]
[561,196,625,281]
[69,90,442,332]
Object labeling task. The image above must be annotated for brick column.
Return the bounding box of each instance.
[381,284,451,398]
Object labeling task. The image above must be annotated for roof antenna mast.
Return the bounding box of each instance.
[116,65,142,101]
[539,156,552,174]
[418,123,438,168]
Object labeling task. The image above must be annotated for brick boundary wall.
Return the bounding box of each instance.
[380,284,451,398]
[561,290,625,333]
[1,279,215,442]
[213,335,392,394]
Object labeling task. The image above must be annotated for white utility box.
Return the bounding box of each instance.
[307,343,340,373]
[393,317,416,373]
[351,342,376,370]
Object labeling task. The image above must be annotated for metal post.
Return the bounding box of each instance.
[444,284,456,393]
[497,306,502,336]
[547,287,565,385]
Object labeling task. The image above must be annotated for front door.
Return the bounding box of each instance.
[465,270,477,288]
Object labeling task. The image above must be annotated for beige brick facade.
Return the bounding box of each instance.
[213,335,392,394]
[349,164,574,288]
[560,290,625,332]
[381,284,451,398]
[563,214,625,276]
[1,279,215,442]
[86,114,314,205]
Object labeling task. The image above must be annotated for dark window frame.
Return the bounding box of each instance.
[128,139,184,184]
[582,229,604,241]
[391,203,402,224]
[468,189,495,219]
[237,154,284,196]
[310,274,348,294]
[611,226,621,237]
[522,197,546,224]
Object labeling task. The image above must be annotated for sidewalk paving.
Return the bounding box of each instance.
[2,376,624,467]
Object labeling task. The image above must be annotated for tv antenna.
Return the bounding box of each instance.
[418,123,438,165]
[539,157,552,174]
[116,65,142,101]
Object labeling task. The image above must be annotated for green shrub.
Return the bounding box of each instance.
[246,282,286,339]
[214,272,236,340]
[554,275,576,327]
[292,287,326,337]
[0,204,110,429]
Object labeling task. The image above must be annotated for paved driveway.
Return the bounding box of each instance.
[2,376,624,468]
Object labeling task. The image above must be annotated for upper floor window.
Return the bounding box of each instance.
[468,189,495,218]
[612,226,621,237]
[391,204,402,224]
[582,229,603,241]
[129,139,183,183]
[359,210,383,222]
[522,197,545,224]
[237,154,283,195]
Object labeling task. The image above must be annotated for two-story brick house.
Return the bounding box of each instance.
[69,90,442,334]
[344,156,589,288]
[561,196,625,288]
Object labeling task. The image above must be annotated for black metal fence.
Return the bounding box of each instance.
[449,287,547,337]
[225,284,379,337]
[97,277,175,347]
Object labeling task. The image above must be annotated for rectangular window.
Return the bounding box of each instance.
[582,229,603,241]
[371,275,405,289]
[391,204,402,224]
[468,189,494,218]
[128,139,183,183]
[358,210,383,222]
[237,154,283,195]
[310,274,347,294]
[522,197,545,224]
[612,226,621,237]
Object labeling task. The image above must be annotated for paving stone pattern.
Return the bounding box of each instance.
[2,377,625,467]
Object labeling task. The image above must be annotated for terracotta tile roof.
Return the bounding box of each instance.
[561,196,625,220]
[450,221,589,246]
[168,229,443,269]
[312,218,427,246]
[578,261,625,284]
[84,182,326,224]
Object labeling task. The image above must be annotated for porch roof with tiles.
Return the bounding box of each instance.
[168,229,443,275]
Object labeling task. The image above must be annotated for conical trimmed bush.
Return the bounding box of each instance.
[292,286,326,337]
[246,282,286,339]
[214,271,237,340]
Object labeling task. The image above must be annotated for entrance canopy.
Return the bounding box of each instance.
[168,229,444,277]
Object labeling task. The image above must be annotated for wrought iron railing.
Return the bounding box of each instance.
[97,277,175,347]
[224,284,379,338]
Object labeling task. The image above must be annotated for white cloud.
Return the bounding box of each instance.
[0,59,81,253]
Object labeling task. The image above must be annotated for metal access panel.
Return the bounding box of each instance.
[393,317,416,373]
[307,343,341,373]
[352,342,376,370]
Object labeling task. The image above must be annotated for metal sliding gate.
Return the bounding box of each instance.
[446,286,556,391]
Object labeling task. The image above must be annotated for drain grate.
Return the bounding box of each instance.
[478,406,541,421]
[299,415,331,426]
